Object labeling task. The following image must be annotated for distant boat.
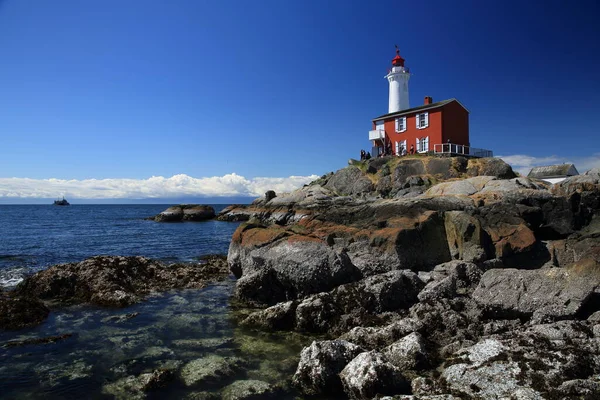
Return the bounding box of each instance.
[53,197,70,206]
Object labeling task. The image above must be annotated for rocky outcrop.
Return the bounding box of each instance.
[15,254,230,308]
[152,204,215,222]
[473,263,600,321]
[223,157,600,398]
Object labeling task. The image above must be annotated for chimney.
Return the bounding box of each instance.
[424,96,433,105]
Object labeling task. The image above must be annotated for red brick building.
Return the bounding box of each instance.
[369,97,470,156]
[368,48,489,157]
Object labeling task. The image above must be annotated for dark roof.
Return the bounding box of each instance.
[372,98,468,121]
[528,164,579,179]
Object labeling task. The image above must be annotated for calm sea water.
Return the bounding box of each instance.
[0,205,313,399]
[0,204,238,287]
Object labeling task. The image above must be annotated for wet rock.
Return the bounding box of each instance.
[473,266,600,321]
[241,301,298,331]
[16,255,230,307]
[340,351,410,399]
[101,312,139,324]
[102,369,175,399]
[153,204,215,222]
[383,332,428,371]
[221,379,277,400]
[180,355,244,388]
[0,294,50,330]
[292,339,364,396]
[3,333,72,348]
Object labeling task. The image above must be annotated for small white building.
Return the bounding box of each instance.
[527,164,579,184]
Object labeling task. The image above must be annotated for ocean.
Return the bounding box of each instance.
[0,205,310,399]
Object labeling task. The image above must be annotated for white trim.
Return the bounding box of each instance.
[417,112,429,129]
[395,116,406,132]
[417,136,429,153]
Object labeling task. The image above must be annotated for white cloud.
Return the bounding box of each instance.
[0,173,320,199]
[499,153,600,177]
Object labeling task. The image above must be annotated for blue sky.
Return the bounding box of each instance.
[0,0,599,201]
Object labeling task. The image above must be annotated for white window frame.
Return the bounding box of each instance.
[416,136,429,153]
[395,116,407,133]
[416,112,429,129]
[395,140,407,156]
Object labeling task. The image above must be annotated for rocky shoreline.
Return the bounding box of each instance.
[1,254,230,329]
[2,155,599,399]
[220,155,600,399]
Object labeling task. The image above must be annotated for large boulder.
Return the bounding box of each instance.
[473,263,600,321]
[292,340,364,396]
[324,166,374,196]
[392,159,427,188]
[229,233,361,306]
[382,332,428,371]
[466,157,516,179]
[15,255,230,307]
[340,351,410,399]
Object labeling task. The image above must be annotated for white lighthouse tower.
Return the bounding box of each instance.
[386,46,410,113]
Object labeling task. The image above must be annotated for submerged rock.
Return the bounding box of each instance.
[179,355,244,388]
[221,379,277,400]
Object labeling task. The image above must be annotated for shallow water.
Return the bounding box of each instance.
[0,204,317,398]
[1,280,311,399]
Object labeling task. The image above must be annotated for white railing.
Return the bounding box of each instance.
[434,143,493,158]
[369,130,385,141]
